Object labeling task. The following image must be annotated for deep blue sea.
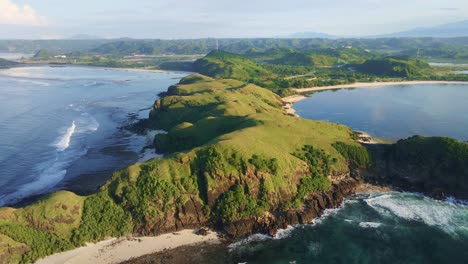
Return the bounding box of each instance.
[294,84,468,141]
[0,66,187,206]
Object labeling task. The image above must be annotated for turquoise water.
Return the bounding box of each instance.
[226,84,468,263]
[229,192,468,264]
[294,84,468,141]
[0,66,187,206]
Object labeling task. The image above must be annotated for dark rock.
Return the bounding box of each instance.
[195,228,208,236]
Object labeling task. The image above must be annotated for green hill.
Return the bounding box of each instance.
[370,136,468,199]
[247,47,373,67]
[193,50,271,80]
[0,68,466,262]
[33,49,53,59]
[356,56,432,78]
[91,41,158,55]
[0,75,364,263]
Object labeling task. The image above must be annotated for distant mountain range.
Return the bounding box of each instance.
[67,34,104,40]
[369,20,468,38]
[283,20,468,39]
[279,32,339,39]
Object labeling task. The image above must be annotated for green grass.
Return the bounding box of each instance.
[0,74,364,262]
[0,191,84,263]
[194,50,271,80]
[1,72,467,262]
[356,56,432,78]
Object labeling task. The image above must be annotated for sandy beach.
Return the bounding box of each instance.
[104,67,170,74]
[294,80,468,93]
[282,95,307,116]
[35,229,220,264]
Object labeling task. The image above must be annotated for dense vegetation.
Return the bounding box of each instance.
[1,48,467,263]
[332,142,371,169]
[4,38,468,62]
[0,74,359,263]
[372,136,468,199]
[248,47,373,67]
[356,56,432,78]
[194,50,271,80]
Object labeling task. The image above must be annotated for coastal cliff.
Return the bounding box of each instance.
[367,136,468,200]
[0,73,467,263]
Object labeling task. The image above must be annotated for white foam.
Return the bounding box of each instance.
[274,225,298,240]
[445,197,468,206]
[145,129,167,145]
[138,148,163,162]
[307,241,322,256]
[0,113,100,206]
[0,148,87,206]
[311,204,346,225]
[359,222,382,228]
[77,113,99,133]
[365,192,468,236]
[228,233,271,252]
[54,121,76,151]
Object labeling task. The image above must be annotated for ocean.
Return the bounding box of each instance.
[294,84,468,141]
[0,66,187,206]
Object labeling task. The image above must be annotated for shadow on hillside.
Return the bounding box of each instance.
[154,115,257,154]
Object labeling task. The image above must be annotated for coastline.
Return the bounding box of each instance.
[2,62,193,75]
[282,95,307,117]
[121,182,393,264]
[35,229,221,264]
[294,80,468,93]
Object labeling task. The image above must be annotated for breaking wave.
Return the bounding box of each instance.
[54,121,76,151]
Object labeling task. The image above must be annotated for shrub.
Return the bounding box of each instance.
[332,142,371,169]
[71,194,132,245]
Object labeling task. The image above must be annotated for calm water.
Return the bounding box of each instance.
[228,192,468,264]
[0,66,187,206]
[294,84,468,141]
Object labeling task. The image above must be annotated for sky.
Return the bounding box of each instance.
[0,0,467,39]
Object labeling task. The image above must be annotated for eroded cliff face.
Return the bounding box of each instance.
[220,177,360,239]
[131,176,360,239]
[366,136,468,200]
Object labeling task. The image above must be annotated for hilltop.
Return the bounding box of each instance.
[0,74,367,263]
[356,56,432,78]
[0,54,467,263]
[194,50,271,80]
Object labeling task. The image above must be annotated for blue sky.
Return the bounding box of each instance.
[0,0,467,39]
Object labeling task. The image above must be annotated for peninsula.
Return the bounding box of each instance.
[0,51,467,264]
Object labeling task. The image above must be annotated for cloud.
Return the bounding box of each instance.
[0,0,47,26]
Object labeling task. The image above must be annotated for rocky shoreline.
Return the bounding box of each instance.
[220,177,361,238]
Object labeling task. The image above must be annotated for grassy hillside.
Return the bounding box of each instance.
[0,75,364,263]
[356,56,432,78]
[1,70,466,262]
[193,50,271,80]
[247,47,373,67]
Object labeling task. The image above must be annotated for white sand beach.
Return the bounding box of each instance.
[294,81,468,93]
[35,229,220,264]
[282,95,307,117]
